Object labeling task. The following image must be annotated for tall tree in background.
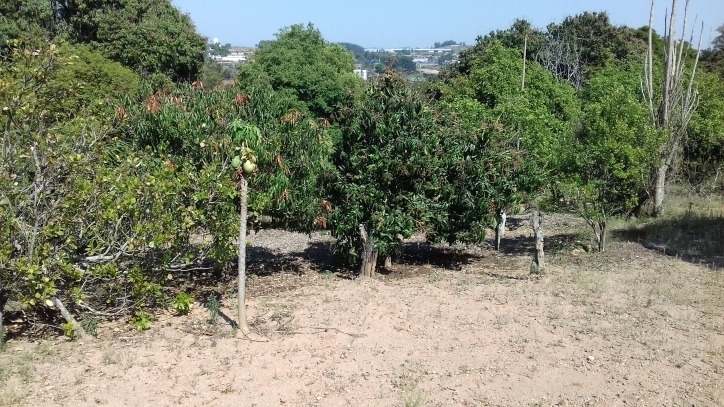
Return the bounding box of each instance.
[59,0,206,82]
[238,23,361,118]
[0,0,54,49]
[2,0,206,82]
[700,24,724,78]
[643,0,704,216]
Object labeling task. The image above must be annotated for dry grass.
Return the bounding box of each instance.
[612,192,724,268]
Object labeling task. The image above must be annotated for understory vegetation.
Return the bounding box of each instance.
[0,0,723,339]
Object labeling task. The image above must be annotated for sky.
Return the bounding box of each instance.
[171,0,723,49]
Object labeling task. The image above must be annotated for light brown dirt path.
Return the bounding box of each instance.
[1,241,723,407]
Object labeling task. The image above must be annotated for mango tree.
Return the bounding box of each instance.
[331,71,444,276]
[561,65,660,251]
[434,41,578,249]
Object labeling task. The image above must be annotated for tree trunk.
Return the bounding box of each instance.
[521,35,527,91]
[358,224,377,277]
[531,211,544,274]
[653,164,668,217]
[597,220,607,253]
[237,177,250,334]
[495,209,507,251]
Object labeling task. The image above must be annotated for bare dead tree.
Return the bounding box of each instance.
[538,34,584,90]
[521,35,527,91]
[642,0,704,217]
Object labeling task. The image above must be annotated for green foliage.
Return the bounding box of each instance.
[0,0,205,82]
[232,82,337,232]
[331,72,443,262]
[238,23,362,118]
[54,43,140,104]
[430,98,541,243]
[200,60,231,89]
[131,311,153,331]
[0,0,54,51]
[205,293,220,325]
[685,69,724,190]
[546,12,644,70]
[79,316,99,336]
[173,292,194,315]
[433,40,459,48]
[557,64,660,247]
[435,41,579,179]
[0,40,213,325]
[61,322,78,339]
[59,0,206,82]
[337,42,366,63]
[208,42,232,57]
[383,55,417,73]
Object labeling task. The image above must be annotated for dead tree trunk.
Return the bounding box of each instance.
[494,209,507,251]
[521,35,527,91]
[51,296,88,338]
[643,0,703,217]
[531,211,545,274]
[358,224,378,277]
[236,176,250,334]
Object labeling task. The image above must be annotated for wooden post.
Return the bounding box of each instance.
[495,209,507,251]
[531,211,544,274]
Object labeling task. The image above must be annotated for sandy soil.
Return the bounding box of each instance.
[1,215,723,406]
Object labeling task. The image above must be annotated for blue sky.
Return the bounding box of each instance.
[171,0,723,49]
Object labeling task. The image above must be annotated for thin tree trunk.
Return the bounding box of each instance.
[358,224,377,277]
[597,220,607,253]
[237,177,250,334]
[521,35,527,91]
[531,211,544,274]
[653,164,668,217]
[495,209,507,251]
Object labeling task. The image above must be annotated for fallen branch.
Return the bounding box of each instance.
[50,296,89,338]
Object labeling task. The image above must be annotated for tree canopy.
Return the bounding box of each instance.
[1,0,206,82]
[238,23,362,118]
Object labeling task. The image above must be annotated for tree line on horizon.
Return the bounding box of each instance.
[0,0,722,337]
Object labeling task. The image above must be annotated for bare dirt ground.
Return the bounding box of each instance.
[1,214,723,406]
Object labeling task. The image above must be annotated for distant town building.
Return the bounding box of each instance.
[210,47,254,67]
[364,47,453,53]
[354,68,368,81]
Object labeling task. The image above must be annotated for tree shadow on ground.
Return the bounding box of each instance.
[612,211,724,269]
[494,231,590,256]
[397,241,483,271]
